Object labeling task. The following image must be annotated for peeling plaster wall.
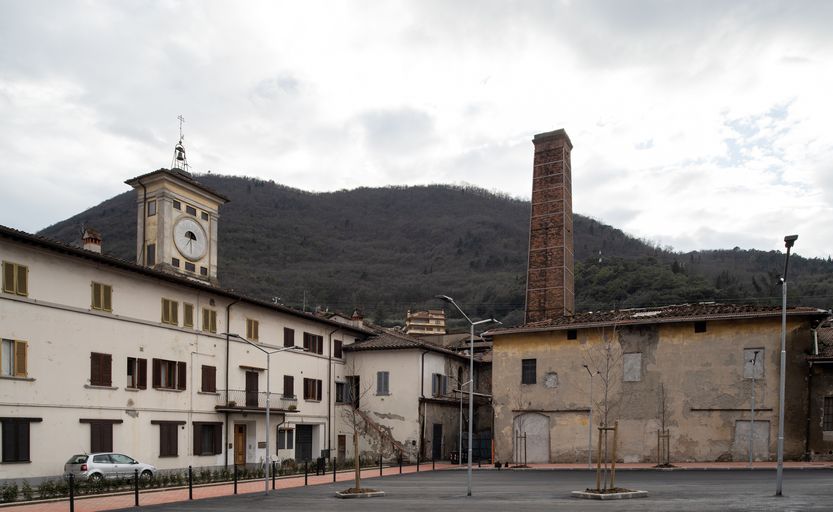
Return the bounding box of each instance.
[492,318,813,463]
[808,364,833,460]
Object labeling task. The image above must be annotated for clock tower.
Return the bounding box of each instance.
[125,135,229,284]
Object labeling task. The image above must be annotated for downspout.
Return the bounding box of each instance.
[224,298,241,468]
[419,350,428,460]
[806,325,819,460]
[326,326,341,457]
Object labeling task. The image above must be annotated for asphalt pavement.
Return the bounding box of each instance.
[112,468,833,512]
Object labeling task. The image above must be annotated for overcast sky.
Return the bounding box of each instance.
[1,0,831,258]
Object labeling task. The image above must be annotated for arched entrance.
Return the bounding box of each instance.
[513,412,550,463]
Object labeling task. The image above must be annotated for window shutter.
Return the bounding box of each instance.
[211,311,217,332]
[14,341,27,377]
[160,425,169,457]
[162,300,169,323]
[103,285,112,311]
[92,282,100,309]
[19,421,30,462]
[184,304,193,327]
[377,372,383,393]
[193,424,201,455]
[172,302,179,325]
[284,375,294,397]
[102,354,112,386]
[253,321,258,340]
[16,265,27,296]
[213,424,222,454]
[90,353,100,385]
[334,340,343,358]
[284,328,294,347]
[152,359,161,388]
[303,333,309,351]
[317,380,322,400]
[432,374,438,396]
[2,263,13,293]
[177,361,187,390]
[277,428,285,450]
[138,358,147,389]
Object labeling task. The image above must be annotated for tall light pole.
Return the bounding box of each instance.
[583,364,595,469]
[436,295,500,497]
[224,333,305,495]
[749,350,759,468]
[776,234,797,496]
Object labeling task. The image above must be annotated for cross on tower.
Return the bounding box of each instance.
[177,115,186,141]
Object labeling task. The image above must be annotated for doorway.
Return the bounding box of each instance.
[296,424,313,461]
[245,371,259,407]
[432,424,443,460]
[234,424,247,466]
[513,413,550,463]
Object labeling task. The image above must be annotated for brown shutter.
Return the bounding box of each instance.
[316,380,322,401]
[16,265,27,296]
[138,358,147,389]
[152,359,161,388]
[210,311,216,333]
[193,424,201,455]
[92,282,100,309]
[15,341,27,377]
[334,340,343,358]
[102,353,112,386]
[172,302,179,325]
[103,285,112,311]
[202,308,208,331]
[213,424,222,455]
[284,328,294,347]
[90,353,100,385]
[284,375,294,397]
[2,262,13,293]
[177,361,187,390]
[159,425,169,457]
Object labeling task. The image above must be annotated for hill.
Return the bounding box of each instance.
[38,174,833,328]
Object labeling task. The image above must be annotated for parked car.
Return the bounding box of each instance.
[64,453,156,481]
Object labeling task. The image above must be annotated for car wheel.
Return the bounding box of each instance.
[140,470,153,480]
[89,473,104,483]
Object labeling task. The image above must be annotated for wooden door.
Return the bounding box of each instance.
[234,424,247,466]
[245,371,259,407]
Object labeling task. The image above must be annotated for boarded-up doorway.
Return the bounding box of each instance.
[732,420,770,461]
[513,413,549,463]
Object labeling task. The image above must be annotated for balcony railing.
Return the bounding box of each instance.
[217,389,299,411]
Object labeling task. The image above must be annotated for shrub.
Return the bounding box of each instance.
[1,483,19,503]
[21,481,33,501]
[38,480,56,500]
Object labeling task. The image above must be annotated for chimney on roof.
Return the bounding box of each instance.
[351,309,364,328]
[82,228,102,254]
[524,129,575,323]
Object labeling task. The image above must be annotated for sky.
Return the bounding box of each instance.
[1,0,831,258]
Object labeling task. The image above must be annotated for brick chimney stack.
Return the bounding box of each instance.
[524,129,574,323]
[82,228,102,254]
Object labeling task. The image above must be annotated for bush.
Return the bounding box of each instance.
[21,481,33,501]
[38,480,56,500]
[1,483,19,503]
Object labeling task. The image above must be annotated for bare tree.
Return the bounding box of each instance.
[339,360,375,492]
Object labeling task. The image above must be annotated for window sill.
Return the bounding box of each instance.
[159,455,178,458]
[0,460,31,464]
[85,384,118,390]
[125,387,145,392]
[153,387,185,393]
[198,391,220,396]
[376,393,390,396]
[0,375,35,382]
[91,308,113,314]
[304,399,321,403]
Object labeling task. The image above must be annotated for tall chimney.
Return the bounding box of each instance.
[82,228,102,254]
[525,129,574,323]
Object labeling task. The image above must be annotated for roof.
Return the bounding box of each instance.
[809,323,833,360]
[0,224,371,336]
[344,327,476,362]
[487,302,830,336]
[125,168,230,203]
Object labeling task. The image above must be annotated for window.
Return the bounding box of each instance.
[432,373,448,397]
[146,244,156,266]
[80,419,121,453]
[152,421,183,457]
[126,357,147,389]
[91,282,112,312]
[200,266,208,276]
[90,352,112,387]
[567,329,578,340]
[173,200,181,210]
[743,348,764,379]
[694,321,707,333]
[376,371,390,395]
[183,304,194,328]
[201,365,216,393]
[246,319,259,341]
[333,340,343,359]
[824,397,833,431]
[283,375,295,398]
[171,257,180,268]
[1,417,41,462]
[184,262,195,272]
[202,308,217,333]
[147,200,156,216]
[623,353,642,382]
[277,428,294,451]
[303,332,323,354]
[2,261,28,296]
[521,359,536,385]
[201,211,209,221]
[161,299,179,325]
[186,205,197,216]
[335,382,346,403]
[1,339,27,378]
[284,328,295,347]
[303,378,322,401]
[152,359,186,390]
[192,422,222,456]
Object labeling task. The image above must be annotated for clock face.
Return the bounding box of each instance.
[173,218,207,261]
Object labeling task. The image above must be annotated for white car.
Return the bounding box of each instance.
[64,453,156,481]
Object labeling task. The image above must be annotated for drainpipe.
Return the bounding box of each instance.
[805,360,814,461]
[419,350,428,460]
[224,298,241,468]
[326,326,340,457]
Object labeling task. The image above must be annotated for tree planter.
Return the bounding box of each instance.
[572,489,648,500]
[335,488,385,499]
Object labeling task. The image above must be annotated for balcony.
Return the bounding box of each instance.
[215,389,299,413]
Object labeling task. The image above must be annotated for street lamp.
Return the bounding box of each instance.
[223,332,305,495]
[749,350,759,468]
[776,234,797,497]
[582,364,596,469]
[436,295,500,497]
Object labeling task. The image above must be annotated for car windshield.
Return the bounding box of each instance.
[66,454,88,464]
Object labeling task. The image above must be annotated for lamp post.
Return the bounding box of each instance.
[582,364,595,469]
[776,234,797,496]
[223,333,305,495]
[749,350,759,468]
[436,295,500,497]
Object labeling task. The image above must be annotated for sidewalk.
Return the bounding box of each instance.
[472,461,833,470]
[1,462,455,512]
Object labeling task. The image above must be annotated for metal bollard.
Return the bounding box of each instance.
[234,465,238,495]
[399,455,403,474]
[379,455,383,476]
[133,469,139,507]
[417,453,420,472]
[333,458,337,482]
[272,461,276,490]
[68,473,75,512]
[304,461,308,486]
[188,466,193,500]
[432,457,435,470]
